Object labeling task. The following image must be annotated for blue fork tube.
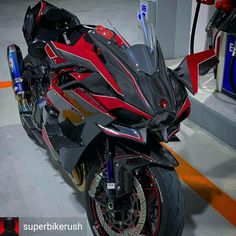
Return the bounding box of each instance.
[107,159,114,181]
[105,139,116,201]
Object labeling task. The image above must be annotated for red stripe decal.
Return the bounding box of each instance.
[42,124,54,150]
[168,127,180,140]
[70,72,91,81]
[95,25,114,40]
[177,98,191,119]
[99,125,144,143]
[51,41,123,96]
[35,1,47,25]
[92,94,152,120]
[112,55,150,107]
[45,44,57,59]
[187,49,216,94]
[72,88,112,116]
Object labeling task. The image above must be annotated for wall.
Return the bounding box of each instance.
[155,0,215,59]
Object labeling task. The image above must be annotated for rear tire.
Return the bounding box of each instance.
[85,159,185,236]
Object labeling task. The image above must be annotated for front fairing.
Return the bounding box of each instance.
[88,30,179,119]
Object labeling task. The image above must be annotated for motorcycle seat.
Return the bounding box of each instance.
[38,6,80,31]
[24,1,81,59]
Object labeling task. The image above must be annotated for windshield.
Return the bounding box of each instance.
[108,14,158,75]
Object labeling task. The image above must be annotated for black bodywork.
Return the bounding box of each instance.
[11,1,218,177]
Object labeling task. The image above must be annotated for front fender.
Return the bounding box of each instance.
[112,144,178,198]
[98,122,178,168]
[150,145,179,168]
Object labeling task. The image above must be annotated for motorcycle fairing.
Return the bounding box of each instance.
[49,39,123,96]
[176,98,191,119]
[71,72,117,97]
[47,34,156,122]
[46,28,191,143]
[88,31,152,111]
[150,145,179,168]
[174,49,219,94]
[167,69,189,117]
[42,124,54,150]
[42,19,217,158]
[88,29,181,118]
[90,94,152,120]
[46,85,114,172]
[35,1,47,25]
[98,123,147,143]
[45,44,66,64]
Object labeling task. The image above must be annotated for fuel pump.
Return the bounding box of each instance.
[206,0,236,99]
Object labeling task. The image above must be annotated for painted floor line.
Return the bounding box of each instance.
[162,143,236,227]
[0,81,12,89]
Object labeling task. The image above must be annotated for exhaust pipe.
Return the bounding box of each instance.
[7,44,30,114]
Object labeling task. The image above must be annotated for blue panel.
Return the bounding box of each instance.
[137,12,142,21]
[223,34,236,96]
[141,4,147,13]
[9,50,22,78]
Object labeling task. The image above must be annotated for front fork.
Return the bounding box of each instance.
[91,139,179,211]
[104,138,116,210]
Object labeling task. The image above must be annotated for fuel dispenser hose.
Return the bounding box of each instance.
[190,1,202,54]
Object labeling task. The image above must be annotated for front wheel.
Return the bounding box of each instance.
[85,163,185,236]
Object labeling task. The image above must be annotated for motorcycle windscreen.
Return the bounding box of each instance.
[125,15,176,114]
[89,16,176,116]
[124,15,158,76]
[124,45,157,76]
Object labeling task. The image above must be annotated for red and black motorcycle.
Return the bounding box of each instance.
[7,1,218,235]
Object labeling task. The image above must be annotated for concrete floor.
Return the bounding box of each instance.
[0,1,236,236]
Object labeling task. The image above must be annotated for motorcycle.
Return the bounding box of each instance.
[7,1,218,235]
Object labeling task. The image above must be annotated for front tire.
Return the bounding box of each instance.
[85,161,184,236]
